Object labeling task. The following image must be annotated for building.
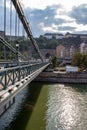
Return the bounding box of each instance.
[56,45,66,58]
[56,44,76,59]
[80,42,87,54]
[65,32,87,41]
[70,45,75,58]
[43,33,64,39]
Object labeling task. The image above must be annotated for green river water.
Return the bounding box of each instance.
[0,82,87,130]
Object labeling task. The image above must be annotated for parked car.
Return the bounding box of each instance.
[82,69,87,73]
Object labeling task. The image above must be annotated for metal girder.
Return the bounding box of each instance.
[0,62,49,89]
[11,0,43,61]
[0,36,27,60]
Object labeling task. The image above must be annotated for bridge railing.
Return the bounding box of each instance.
[0,62,49,90]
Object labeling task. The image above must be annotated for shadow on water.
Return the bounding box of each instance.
[2,82,43,130]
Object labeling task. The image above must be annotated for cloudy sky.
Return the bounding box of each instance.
[0,0,87,37]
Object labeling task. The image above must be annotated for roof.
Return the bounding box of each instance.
[65,32,87,36]
[44,33,64,36]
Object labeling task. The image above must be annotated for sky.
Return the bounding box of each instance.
[0,0,87,37]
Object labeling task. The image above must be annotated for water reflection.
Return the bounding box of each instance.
[0,83,87,130]
[46,84,87,130]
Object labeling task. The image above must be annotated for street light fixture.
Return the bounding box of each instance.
[16,43,19,64]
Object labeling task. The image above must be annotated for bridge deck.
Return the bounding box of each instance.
[0,62,50,116]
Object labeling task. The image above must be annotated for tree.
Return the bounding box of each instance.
[51,56,57,68]
[72,52,82,67]
[82,54,87,68]
[72,52,87,68]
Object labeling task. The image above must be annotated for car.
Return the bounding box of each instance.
[82,69,87,73]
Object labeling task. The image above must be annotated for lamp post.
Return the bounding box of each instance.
[16,43,19,65]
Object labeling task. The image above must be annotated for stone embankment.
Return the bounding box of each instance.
[35,71,87,84]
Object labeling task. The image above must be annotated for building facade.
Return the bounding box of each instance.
[65,32,87,41]
[56,45,66,58]
[56,45,76,59]
[44,33,64,39]
[80,42,87,54]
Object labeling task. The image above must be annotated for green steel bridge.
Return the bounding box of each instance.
[0,0,50,116]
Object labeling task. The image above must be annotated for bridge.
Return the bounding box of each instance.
[0,0,50,116]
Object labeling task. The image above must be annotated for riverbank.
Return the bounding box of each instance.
[34,71,87,84]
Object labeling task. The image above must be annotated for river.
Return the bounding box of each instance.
[0,82,87,130]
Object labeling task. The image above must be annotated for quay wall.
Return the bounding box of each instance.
[34,72,87,84]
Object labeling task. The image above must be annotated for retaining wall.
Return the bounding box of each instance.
[35,72,87,84]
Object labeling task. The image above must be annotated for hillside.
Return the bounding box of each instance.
[35,35,82,49]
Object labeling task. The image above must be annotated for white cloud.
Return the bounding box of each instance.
[44,17,48,20]
[43,26,58,33]
[19,0,87,36]
[75,24,87,32]
[1,0,87,36]
[52,24,58,29]
[21,0,87,10]
[39,22,58,33]
[55,14,74,22]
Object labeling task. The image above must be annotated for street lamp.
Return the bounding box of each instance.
[16,43,19,65]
